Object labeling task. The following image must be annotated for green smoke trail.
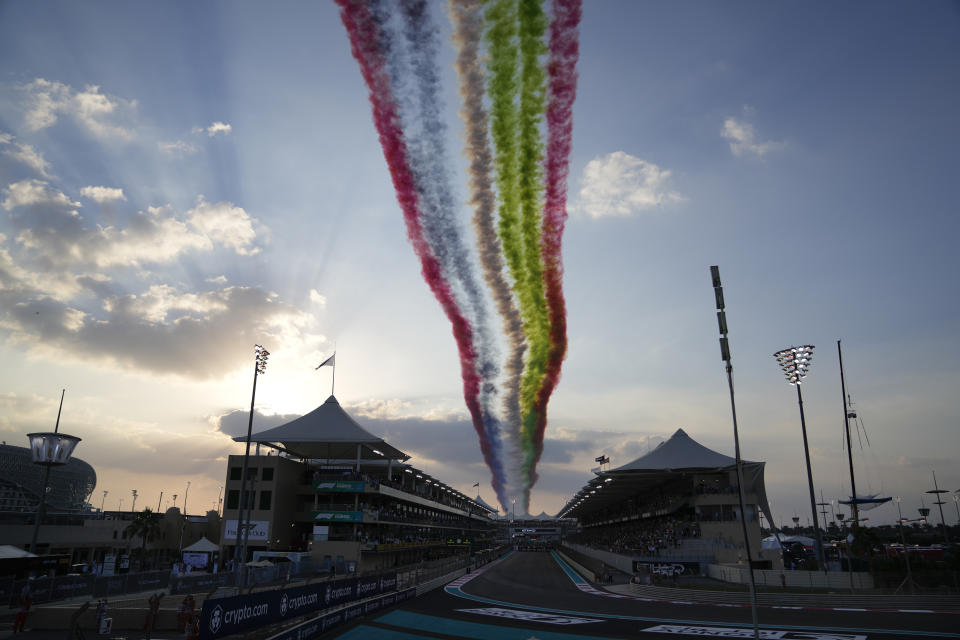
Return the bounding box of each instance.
[485,0,551,505]
[485,0,529,494]
[516,0,550,491]
[450,0,527,496]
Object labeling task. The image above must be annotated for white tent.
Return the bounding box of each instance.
[182,536,219,553]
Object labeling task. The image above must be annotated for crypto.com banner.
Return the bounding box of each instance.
[198,572,397,639]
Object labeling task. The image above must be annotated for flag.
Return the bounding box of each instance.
[472,482,479,488]
[595,455,609,464]
[315,353,335,370]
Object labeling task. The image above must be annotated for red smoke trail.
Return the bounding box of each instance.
[530,0,581,487]
[336,0,499,484]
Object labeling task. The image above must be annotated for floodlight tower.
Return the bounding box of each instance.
[773,345,826,571]
[27,390,81,553]
[237,344,269,573]
[709,266,759,639]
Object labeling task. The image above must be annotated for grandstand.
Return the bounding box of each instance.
[559,429,779,573]
[222,395,498,572]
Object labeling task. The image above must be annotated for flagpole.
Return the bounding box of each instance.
[331,354,336,396]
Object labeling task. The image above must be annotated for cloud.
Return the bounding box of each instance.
[309,289,326,306]
[721,116,784,157]
[20,78,136,141]
[2,284,313,379]
[206,122,232,137]
[576,151,684,218]
[1,139,52,178]
[187,197,260,255]
[158,140,199,155]
[206,275,228,285]
[2,184,262,268]
[2,179,79,212]
[80,186,126,203]
[211,409,302,438]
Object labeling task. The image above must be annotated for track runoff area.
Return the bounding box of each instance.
[323,551,957,640]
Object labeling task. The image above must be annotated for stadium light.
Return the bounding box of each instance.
[710,267,760,638]
[773,345,826,571]
[27,390,81,553]
[237,344,269,577]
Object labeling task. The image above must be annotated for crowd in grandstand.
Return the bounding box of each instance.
[569,517,701,555]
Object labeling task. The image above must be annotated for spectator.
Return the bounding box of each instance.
[13,583,31,633]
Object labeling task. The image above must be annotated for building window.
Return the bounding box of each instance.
[227,490,240,510]
[259,491,272,511]
[262,467,274,482]
[230,467,242,481]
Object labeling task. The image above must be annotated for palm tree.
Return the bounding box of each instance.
[123,508,162,571]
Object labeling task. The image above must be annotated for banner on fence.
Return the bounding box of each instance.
[198,572,398,639]
[266,588,416,640]
[632,561,701,577]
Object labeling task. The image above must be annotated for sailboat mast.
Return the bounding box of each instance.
[838,339,860,526]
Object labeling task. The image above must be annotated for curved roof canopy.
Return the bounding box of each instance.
[233,396,408,462]
[611,428,743,471]
[560,429,772,524]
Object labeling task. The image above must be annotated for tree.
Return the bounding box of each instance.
[123,508,163,570]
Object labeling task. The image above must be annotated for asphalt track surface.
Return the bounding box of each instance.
[327,552,958,639]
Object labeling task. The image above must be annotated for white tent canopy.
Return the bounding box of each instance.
[182,536,219,553]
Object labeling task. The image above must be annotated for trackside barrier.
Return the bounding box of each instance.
[555,549,595,583]
[707,564,874,589]
[265,588,417,640]
[416,567,466,596]
[8,570,171,606]
[170,571,235,595]
[198,572,397,640]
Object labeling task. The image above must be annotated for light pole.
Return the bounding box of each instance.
[925,471,950,544]
[893,497,917,595]
[774,345,826,571]
[27,390,81,553]
[711,266,760,639]
[100,491,108,518]
[237,344,269,573]
[179,481,191,557]
[131,489,138,513]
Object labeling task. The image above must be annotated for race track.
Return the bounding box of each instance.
[325,551,959,639]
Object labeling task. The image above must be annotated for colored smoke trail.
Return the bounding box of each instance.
[396,0,508,506]
[335,0,504,504]
[515,0,551,492]
[529,0,581,502]
[450,0,527,496]
[338,0,580,514]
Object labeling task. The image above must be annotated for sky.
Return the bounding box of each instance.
[1,1,958,528]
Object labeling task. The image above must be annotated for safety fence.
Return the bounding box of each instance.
[198,572,399,639]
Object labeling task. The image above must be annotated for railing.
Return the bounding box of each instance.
[1,569,174,607]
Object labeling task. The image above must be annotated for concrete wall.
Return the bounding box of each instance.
[565,542,634,575]
[707,563,874,589]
